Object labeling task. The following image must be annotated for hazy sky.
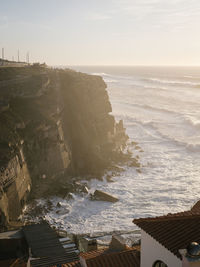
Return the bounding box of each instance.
[0,0,200,65]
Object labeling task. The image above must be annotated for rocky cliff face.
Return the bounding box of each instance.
[59,69,128,175]
[0,65,128,229]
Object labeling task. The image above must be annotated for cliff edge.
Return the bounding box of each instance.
[0,65,128,229]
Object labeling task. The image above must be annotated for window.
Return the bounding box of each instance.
[153,260,168,267]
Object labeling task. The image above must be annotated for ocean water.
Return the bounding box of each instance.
[42,66,200,234]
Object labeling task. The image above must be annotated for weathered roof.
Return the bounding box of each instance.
[23,222,79,267]
[81,247,140,267]
[23,222,66,258]
[133,211,200,259]
[61,261,81,267]
[80,249,107,259]
[61,246,140,267]
[30,254,80,267]
[58,250,107,267]
[0,229,23,239]
[191,200,200,212]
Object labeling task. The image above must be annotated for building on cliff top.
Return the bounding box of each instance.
[133,200,200,267]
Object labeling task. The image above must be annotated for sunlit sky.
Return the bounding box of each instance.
[1,0,200,66]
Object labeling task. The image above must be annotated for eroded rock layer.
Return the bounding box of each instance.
[0,65,128,229]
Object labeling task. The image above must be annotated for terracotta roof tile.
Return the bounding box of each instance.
[133,213,200,259]
[191,200,200,212]
[62,261,81,267]
[80,249,107,260]
[82,247,140,267]
[61,246,140,266]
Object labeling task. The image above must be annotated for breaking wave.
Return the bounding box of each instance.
[46,66,200,234]
[144,77,200,87]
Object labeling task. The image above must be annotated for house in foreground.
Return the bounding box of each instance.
[61,235,140,267]
[2,201,200,266]
[133,200,200,267]
[0,222,140,267]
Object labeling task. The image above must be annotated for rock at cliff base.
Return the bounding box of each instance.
[90,190,119,203]
[129,158,140,168]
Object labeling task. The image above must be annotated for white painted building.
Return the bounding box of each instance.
[140,230,181,267]
[134,200,200,267]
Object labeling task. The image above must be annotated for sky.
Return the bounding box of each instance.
[0,0,200,66]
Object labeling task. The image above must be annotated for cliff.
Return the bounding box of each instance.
[0,65,128,229]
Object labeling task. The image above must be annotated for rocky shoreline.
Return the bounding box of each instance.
[0,64,138,230]
[20,140,142,234]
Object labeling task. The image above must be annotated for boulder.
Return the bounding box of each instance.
[74,182,89,194]
[106,175,114,183]
[90,190,118,203]
[129,158,140,168]
[56,202,62,208]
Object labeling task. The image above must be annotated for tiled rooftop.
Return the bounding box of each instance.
[62,246,140,267]
[82,247,140,267]
[80,249,107,259]
[23,222,79,267]
[133,200,200,259]
[191,200,200,212]
[62,261,81,267]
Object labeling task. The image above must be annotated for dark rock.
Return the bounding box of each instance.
[56,208,69,215]
[64,192,74,200]
[129,158,140,168]
[57,202,61,208]
[131,141,138,146]
[106,175,114,183]
[90,190,118,203]
[46,199,53,210]
[74,182,89,194]
[135,145,141,150]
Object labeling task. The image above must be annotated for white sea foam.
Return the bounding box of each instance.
[183,116,200,129]
[92,72,110,76]
[146,77,200,87]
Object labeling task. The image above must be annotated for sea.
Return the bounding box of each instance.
[39,66,200,236]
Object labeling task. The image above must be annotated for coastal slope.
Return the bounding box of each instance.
[0,65,128,229]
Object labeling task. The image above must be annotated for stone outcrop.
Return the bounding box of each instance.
[0,65,128,229]
[90,190,119,203]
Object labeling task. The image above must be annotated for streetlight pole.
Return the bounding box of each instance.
[2,48,4,60]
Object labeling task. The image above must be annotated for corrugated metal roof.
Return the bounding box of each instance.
[23,222,66,258]
[23,222,79,267]
[30,254,79,267]
[0,229,23,239]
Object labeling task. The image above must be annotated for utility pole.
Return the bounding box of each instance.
[2,48,4,59]
[26,51,29,64]
[18,49,20,62]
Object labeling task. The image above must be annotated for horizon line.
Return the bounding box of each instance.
[53,64,200,68]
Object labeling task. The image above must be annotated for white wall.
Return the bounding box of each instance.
[141,230,182,267]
